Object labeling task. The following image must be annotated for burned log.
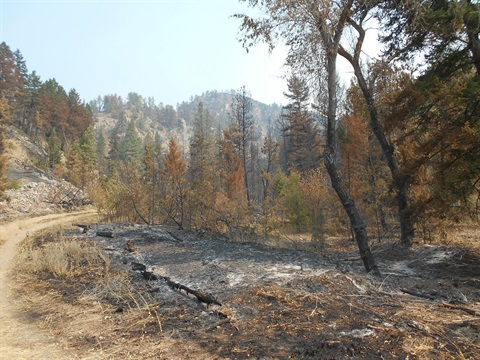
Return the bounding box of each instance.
[166,231,184,242]
[191,290,222,308]
[142,271,158,281]
[96,231,115,238]
[161,276,221,308]
[401,288,437,301]
[164,277,181,291]
[132,262,147,272]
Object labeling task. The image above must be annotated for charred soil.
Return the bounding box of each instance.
[8,222,480,359]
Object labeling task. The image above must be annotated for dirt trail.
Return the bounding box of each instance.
[0,210,97,360]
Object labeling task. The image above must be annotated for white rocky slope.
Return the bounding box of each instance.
[0,127,91,221]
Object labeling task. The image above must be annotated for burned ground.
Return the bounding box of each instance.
[11,223,480,359]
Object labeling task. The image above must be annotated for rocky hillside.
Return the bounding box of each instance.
[0,126,91,222]
[91,90,282,151]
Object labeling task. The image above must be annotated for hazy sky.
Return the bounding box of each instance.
[0,0,289,106]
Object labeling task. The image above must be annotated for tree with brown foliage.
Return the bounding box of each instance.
[162,137,189,228]
[236,0,380,274]
[378,0,480,227]
[0,43,25,122]
[215,129,249,234]
[342,81,393,241]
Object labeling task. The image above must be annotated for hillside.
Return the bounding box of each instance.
[91,90,282,149]
[0,126,90,222]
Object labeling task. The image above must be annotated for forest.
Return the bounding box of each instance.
[1,0,479,274]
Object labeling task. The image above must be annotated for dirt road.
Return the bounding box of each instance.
[0,210,97,360]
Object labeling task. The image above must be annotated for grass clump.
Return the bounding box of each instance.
[13,225,163,350]
[17,227,110,278]
[27,239,109,277]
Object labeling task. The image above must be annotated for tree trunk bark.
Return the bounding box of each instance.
[356,68,414,247]
[324,51,380,275]
[324,152,380,274]
[339,44,415,247]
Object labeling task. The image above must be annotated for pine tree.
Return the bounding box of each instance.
[215,129,248,234]
[229,86,255,204]
[24,71,42,136]
[78,124,97,167]
[162,137,188,228]
[0,43,25,119]
[121,120,142,165]
[0,95,11,199]
[189,102,216,229]
[142,134,161,224]
[107,126,121,178]
[96,125,108,174]
[47,128,62,169]
[281,75,320,173]
[66,125,97,190]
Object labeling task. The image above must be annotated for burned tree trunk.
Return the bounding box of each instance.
[96,231,115,238]
[324,49,380,275]
[324,151,380,275]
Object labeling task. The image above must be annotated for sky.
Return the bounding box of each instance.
[0,0,290,106]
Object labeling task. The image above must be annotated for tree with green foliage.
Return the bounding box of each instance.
[283,172,310,231]
[237,0,380,274]
[142,134,162,224]
[377,0,480,226]
[78,124,97,167]
[47,128,62,169]
[0,95,11,199]
[24,71,42,136]
[121,120,142,166]
[281,74,320,174]
[96,125,108,174]
[230,86,255,204]
[189,102,216,229]
[107,126,121,177]
[379,0,480,76]
[66,125,97,190]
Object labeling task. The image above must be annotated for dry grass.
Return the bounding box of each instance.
[10,226,165,358]
[18,237,110,278]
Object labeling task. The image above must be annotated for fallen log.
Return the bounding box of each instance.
[142,271,158,281]
[401,288,437,301]
[166,231,184,242]
[96,231,115,238]
[162,276,221,308]
[164,277,181,291]
[132,262,147,272]
[190,290,222,308]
